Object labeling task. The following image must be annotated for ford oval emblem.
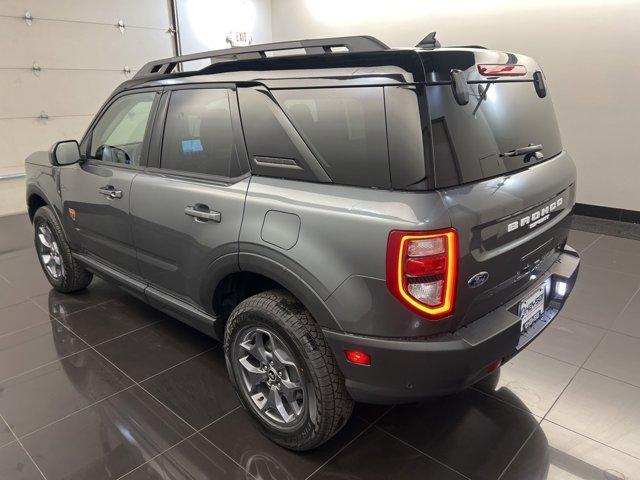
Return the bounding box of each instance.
[468,271,489,288]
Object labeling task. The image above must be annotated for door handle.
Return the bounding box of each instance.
[184,205,221,223]
[98,186,123,199]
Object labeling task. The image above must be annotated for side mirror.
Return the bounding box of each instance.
[50,140,81,166]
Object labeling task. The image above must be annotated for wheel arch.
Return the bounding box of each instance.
[205,251,342,339]
[27,190,48,223]
[26,185,75,247]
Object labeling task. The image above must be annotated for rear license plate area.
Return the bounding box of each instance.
[518,284,546,332]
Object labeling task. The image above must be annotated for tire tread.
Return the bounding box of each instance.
[33,206,93,293]
[224,290,353,450]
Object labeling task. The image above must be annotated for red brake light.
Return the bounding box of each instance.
[477,64,527,77]
[486,359,502,374]
[386,229,458,320]
[345,350,371,366]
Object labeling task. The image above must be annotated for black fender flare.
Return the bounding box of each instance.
[26,184,71,245]
[239,251,342,331]
[200,247,342,332]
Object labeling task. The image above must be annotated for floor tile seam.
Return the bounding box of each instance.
[614,284,640,321]
[525,344,584,367]
[573,261,640,279]
[12,351,238,454]
[357,404,395,426]
[469,385,546,420]
[54,317,205,437]
[559,313,640,339]
[579,366,640,391]
[0,249,34,262]
[15,383,137,441]
[112,430,203,480]
[28,294,121,320]
[0,315,60,340]
[578,234,603,254]
[495,427,539,480]
[366,424,473,480]
[0,410,48,479]
[0,319,165,389]
[542,417,640,462]
[0,296,30,310]
[304,423,377,480]
[195,406,265,480]
[90,319,167,349]
[87,343,207,437]
[541,322,611,425]
[0,343,94,385]
[31,297,167,348]
[137,346,218,384]
[517,346,583,368]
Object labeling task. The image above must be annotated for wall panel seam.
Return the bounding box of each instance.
[0,67,137,73]
[0,14,170,31]
[0,114,95,121]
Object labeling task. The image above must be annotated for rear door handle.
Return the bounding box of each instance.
[184,205,221,223]
[98,186,123,199]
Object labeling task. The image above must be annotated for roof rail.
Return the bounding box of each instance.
[134,36,389,79]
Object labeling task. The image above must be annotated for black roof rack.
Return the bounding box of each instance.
[134,35,389,79]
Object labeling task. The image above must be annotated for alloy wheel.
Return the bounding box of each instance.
[37,224,65,279]
[235,326,305,427]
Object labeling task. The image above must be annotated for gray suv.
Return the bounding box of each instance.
[25,33,580,451]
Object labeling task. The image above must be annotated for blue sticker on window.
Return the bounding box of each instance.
[181,138,203,154]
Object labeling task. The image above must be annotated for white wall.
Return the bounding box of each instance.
[176,0,272,69]
[271,0,640,211]
[0,0,175,217]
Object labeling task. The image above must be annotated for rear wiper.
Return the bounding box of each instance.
[472,83,491,116]
[500,144,543,162]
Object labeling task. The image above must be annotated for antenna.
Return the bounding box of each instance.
[416,32,441,49]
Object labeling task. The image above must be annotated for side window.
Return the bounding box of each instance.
[160,89,240,178]
[384,86,429,190]
[90,92,156,166]
[273,87,390,188]
[238,88,322,183]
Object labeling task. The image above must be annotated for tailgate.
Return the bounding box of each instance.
[441,152,576,328]
[419,48,576,328]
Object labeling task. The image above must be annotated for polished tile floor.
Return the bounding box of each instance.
[1,213,639,480]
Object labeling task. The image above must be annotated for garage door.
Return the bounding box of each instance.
[0,0,175,216]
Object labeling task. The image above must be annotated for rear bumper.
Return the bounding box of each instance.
[323,247,580,404]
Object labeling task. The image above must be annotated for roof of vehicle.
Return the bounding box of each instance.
[116,33,487,92]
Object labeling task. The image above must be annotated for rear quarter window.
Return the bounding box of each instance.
[273,87,390,189]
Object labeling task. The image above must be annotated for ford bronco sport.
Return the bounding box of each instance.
[25,33,580,451]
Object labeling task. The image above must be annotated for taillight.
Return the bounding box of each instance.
[477,64,527,76]
[386,229,458,320]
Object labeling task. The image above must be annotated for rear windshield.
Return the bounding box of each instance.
[429,81,562,188]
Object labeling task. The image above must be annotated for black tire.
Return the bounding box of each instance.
[33,206,93,293]
[224,290,353,451]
